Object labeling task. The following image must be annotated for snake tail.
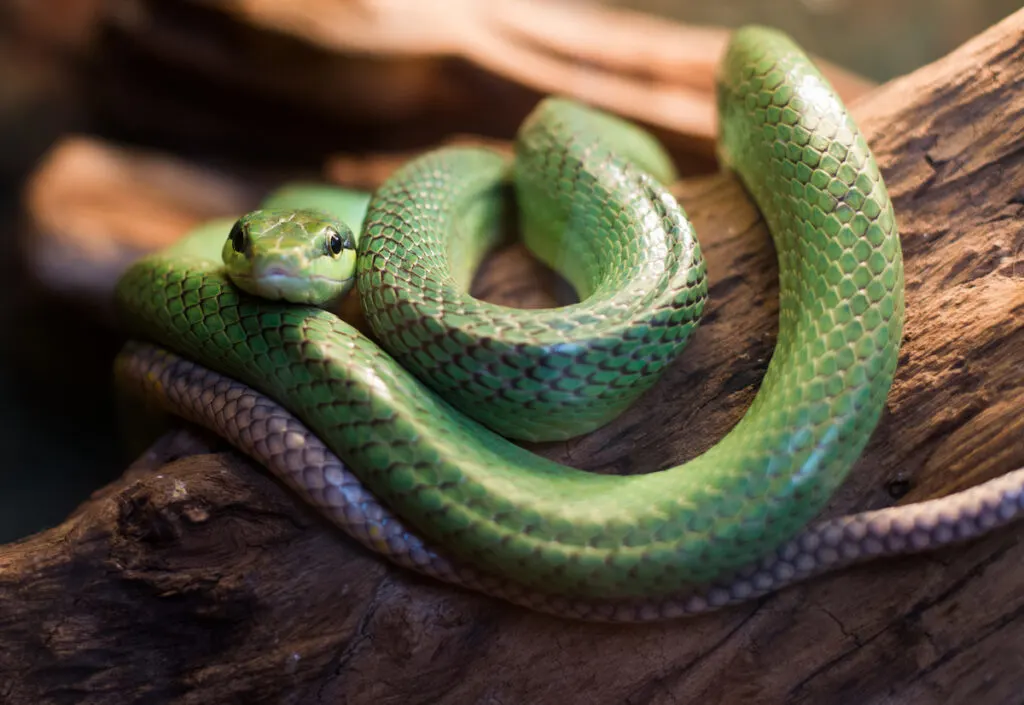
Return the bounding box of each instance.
[116,343,1024,622]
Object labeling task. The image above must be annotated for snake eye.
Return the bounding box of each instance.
[327,228,352,257]
[229,222,247,254]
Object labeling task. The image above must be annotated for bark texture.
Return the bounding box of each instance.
[4,8,1024,705]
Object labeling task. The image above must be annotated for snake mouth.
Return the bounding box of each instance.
[229,269,354,305]
[260,266,292,279]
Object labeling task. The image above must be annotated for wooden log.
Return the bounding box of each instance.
[82,0,872,164]
[4,10,1024,705]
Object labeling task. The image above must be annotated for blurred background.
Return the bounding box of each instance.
[0,0,1018,542]
[607,0,1023,83]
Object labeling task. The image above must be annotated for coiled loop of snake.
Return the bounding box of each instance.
[114,26,904,601]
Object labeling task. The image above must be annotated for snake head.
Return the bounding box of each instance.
[221,208,358,307]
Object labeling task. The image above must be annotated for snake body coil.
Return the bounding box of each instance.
[112,27,1015,617]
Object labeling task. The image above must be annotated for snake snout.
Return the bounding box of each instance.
[257,265,293,280]
[250,254,302,282]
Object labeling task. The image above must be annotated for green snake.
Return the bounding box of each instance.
[113,26,1023,620]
